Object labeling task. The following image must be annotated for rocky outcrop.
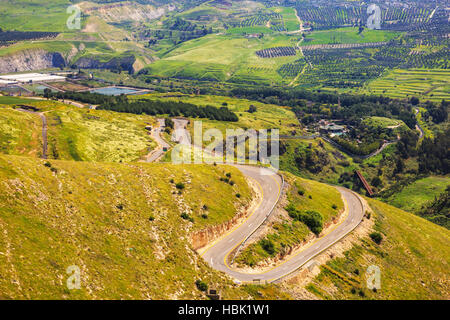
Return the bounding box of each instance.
[81,2,176,23]
[0,45,137,74]
[191,205,251,250]
[73,55,136,73]
[191,178,260,251]
[0,49,65,74]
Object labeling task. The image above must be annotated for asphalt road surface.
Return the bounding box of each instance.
[172,119,191,145]
[146,119,171,162]
[154,117,365,282]
[202,177,364,282]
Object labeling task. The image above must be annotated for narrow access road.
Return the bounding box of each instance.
[289,8,310,87]
[146,119,171,163]
[40,112,48,159]
[153,118,366,282]
[16,108,48,159]
[59,99,86,108]
[321,135,397,160]
[172,119,191,145]
[415,108,425,139]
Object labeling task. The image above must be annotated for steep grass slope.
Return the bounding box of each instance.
[0,106,43,157]
[44,104,156,163]
[386,176,449,214]
[0,154,290,299]
[302,199,450,300]
[0,100,157,163]
[0,0,71,32]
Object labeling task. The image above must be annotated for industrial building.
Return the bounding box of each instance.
[0,73,66,84]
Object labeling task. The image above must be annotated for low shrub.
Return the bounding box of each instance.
[195,280,208,292]
[181,212,194,223]
[176,182,185,190]
[370,232,383,244]
[287,206,323,235]
[260,239,275,255]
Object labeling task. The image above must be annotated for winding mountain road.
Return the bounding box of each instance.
[321,135,397,160]
[201,181,364,283]
[155,118,366,282]
[145,119,171,162]
[415,108,425,139]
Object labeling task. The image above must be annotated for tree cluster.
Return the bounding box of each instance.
[44,91,238,122]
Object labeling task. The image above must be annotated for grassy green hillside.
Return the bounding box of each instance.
[303,199,450,300]
[384,176,450,229]
[43,104,156,163]
[0,41,75,57]
[362,116,407,130]
[279,138,357,185]
[386,176,449,214]
[0,105,43,157]
[0,38,154,74]
[142,33,302,85]
[0,154,292,299]
[0,0,72,32]
[0,99,157,163]
[132,92,301,136]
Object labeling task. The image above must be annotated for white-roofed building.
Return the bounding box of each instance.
[0,73,65,83]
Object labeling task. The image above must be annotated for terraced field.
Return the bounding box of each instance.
[226,6,299,34]
[363,69,450,102]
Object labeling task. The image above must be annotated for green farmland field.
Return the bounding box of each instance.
[142,33,303,85]
[271,7,300,32]
[300,27,401,46]
[363,69,450,102]
[0,0,74,32]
